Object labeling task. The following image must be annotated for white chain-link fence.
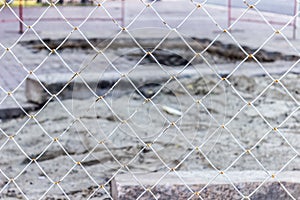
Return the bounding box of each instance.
[0,0,300,199]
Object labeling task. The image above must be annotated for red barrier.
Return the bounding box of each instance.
[0,0,125,33]
[19,0,23,33]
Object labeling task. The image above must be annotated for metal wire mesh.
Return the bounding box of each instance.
[0,0,299,199]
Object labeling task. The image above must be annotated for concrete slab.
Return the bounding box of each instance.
[25,68,197,104]
[112,171,300,200]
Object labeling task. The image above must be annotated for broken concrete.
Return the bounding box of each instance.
[112,171,300,200]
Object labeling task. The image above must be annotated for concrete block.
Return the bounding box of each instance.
[25,69,195,105]
[111,171,300,200]
[0,103,38,119]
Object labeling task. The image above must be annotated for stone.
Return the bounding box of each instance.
[111,171,300,200]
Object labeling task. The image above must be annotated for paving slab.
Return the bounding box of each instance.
[112,171,300,200]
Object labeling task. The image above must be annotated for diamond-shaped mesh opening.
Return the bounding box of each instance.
[278,109,300,151]
[197,32,249,67]
[13,30,51,72]
[37,141,76,182]
[151,0,195,29]
[224,153,271,197]
[280,73,300,102]
[282,18,300,40]
[148,172,196,199]
[250,180,295,200]
[78,3,122,39]
[97,31,153,73]
[199,3,228,29]
[58,120,98,160]
[179,73,220,101]
[149,80,193,123]
[80,143,123,178]
[55,79,106,118]
[191,48,222,68]
[126,144,170,174]
[31,5,73,42]
[176,3,223,39]
[58,164,99,199]
[125,102,169,141]
[180,148,216,171]
[254,2,296,32]
[145,32,195,70]
[78,46,116,74]
[126,28,172,49]
[0,8,23,46]
[150,125,194,169]
[40,183,69,199]
[226,104,271,149]
[253,81,299,127]
[126,3,169,31]
[200,127,244,171]
[104,81,157,122]
[32,49,73,75]
[201,79,245,124]
[255,33,299,60]
[227,62,274,100]
[53,5,96,28]
[88,186,111,200]
[34,98,75,137]
[177,103,217,147]
[50,31,97,73]
[0,94,31,121]
[78,101,120,141]
[114,170,161,200]
[21,4,49,24]
[251,129,297,171]
[13,118,53,158]
[229,9,275,46]
[0,51,28,91]
[197,173,244,200]
[0,139,30,178]
[0,106,30,135]
[0,181,25,199]
[14,162,53,199]
[95,123,145,169]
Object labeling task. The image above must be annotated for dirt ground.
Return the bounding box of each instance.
[0,59,299,199]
